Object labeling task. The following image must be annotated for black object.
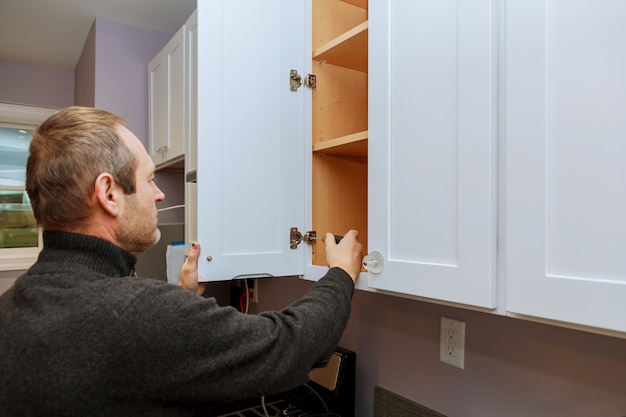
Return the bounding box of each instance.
[195,347,356,417]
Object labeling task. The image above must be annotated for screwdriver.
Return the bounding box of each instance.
[309,234,344,244]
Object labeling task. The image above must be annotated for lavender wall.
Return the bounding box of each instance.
[1,18,181,280]
[0,59,73,108]
[85,18,185,223]
[92,17,171,146]
[1,17,169,146]
[253,276,626,417]
[74,22,96,107]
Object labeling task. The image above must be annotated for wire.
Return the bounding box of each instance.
[157,204,185,212]
[261,395,270,417]
[238,279,252,314]
[259,383,330,417]
[239,292,251,314]
[304,382,329,414]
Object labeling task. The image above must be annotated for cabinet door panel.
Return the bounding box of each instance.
[368,0,497,308]
[149,28,185,166]
[190,0,307,281]
[167,32,185,159]
[148,52,167,164]
[506,0,626,333]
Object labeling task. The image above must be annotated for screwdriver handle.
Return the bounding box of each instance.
[325,235,343,244]
[307,234,344,244]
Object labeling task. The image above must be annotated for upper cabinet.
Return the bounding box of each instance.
[183,0,497,309]
[152,0,625,336]
[366,0,498,308]
[148,25,185,169]
[505,0,626,334]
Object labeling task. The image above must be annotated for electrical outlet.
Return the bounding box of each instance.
[440,317,465,369]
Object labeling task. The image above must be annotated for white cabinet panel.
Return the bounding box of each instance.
[148,26,185,167]
[148,57,167,163]
[505,0,626,333]
[367,0,498,308]
[189,0,308,282]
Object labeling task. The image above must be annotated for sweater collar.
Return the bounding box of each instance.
[37,231,137,278]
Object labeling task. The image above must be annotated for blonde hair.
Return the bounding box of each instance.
[26,106,137,230]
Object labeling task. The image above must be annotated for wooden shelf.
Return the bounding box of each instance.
[313,21,368,72]
[156,155,184,172]
[313,130,367,157]
[341,0,367,9]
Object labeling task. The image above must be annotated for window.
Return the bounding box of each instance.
[0,103,57,271]
[0,126,38,250]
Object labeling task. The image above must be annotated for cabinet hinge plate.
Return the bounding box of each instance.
[290,69,316,91]
[290,227,317,249]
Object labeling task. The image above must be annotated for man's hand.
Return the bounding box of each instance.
[179,242,207,296]
[325,230,362,282]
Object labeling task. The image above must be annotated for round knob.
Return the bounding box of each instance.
[362,251,384,274]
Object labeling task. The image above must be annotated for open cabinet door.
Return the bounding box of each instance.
[187,0,309,282]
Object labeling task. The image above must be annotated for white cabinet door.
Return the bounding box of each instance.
[148,26,185,167]
[367,0,498,308]
[506,0,626,333]
[189,0,308,282]
[148,52,167,164]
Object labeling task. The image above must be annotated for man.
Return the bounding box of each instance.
[0,106,362,416]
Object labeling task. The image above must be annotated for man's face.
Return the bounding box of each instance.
[115,126,165,254]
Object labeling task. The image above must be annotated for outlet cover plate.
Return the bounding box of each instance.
[440,317,465,369]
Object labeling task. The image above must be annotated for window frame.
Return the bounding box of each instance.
[0,102,57,271]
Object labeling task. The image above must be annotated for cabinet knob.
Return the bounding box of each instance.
[363,251,384,274]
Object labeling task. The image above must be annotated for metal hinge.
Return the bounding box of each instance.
[290,227,318,249]
[290,69,316,91]
[156,145,168,161]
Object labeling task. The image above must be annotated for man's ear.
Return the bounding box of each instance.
[94,173,121,217]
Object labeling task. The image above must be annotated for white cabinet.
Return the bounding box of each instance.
[367,0,498,308]
[505,0,626,334]
[148,25,185,168]
[187,0,307,281]
[177,0,625,335]
[186,0,497,310]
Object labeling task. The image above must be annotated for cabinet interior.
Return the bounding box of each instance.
[311,0,368,266]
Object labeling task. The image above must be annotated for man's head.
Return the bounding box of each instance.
[26,106,164,254]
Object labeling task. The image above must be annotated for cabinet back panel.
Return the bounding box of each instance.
[313,0,368,49]
[312,62,368,143]
[311,153,368,266]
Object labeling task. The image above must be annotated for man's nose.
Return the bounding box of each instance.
[154,184,165,202]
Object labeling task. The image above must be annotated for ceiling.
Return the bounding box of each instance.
[0,0,197,70]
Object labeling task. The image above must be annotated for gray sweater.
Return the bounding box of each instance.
[0,231,354,416]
